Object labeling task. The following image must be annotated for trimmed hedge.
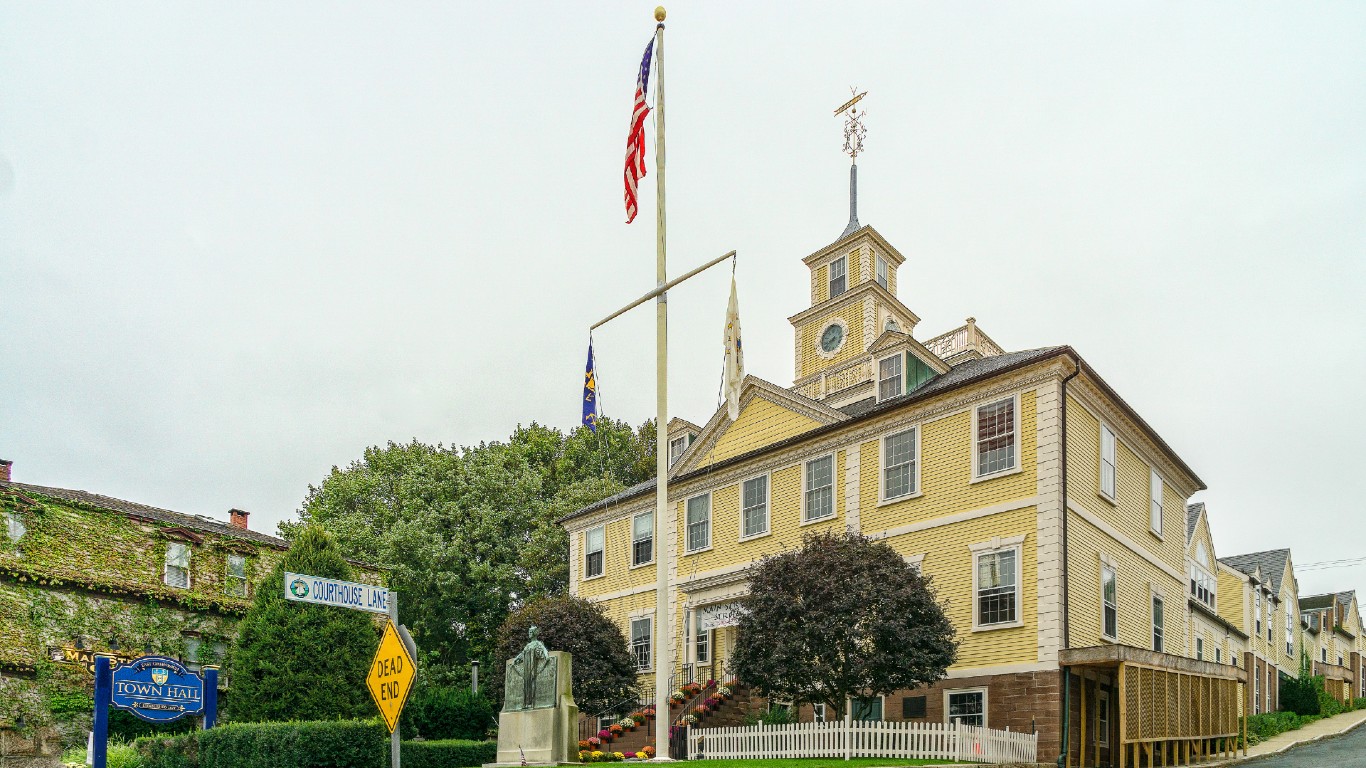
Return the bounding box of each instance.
[134,732,199,768]
[400,687,495,741]
[402,739,497,768]
[199,719,387,768]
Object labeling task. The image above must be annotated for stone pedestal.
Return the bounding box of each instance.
[490,650,578,767]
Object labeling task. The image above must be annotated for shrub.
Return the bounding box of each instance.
[401,739,496,768]
[134,733,199,768]
[1279,675,1322,717]
[227,526,379,722]
[197,719,386,768]
[1355,698,1366,711]
[742,706,796,727]
[1319,687,1345,718]
[107,744,147,768]
[400,686,495,741]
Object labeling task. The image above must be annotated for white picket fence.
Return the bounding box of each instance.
[687,719,1037,764]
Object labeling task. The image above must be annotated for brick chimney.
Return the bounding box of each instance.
[229,508,250,530]
[0,459,11,483]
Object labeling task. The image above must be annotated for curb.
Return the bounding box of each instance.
[1206,714,1366,766]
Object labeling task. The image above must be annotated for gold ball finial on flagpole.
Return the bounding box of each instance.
[655,6,666,21]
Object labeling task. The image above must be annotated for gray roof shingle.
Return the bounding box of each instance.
[1186,502,1205,541]
[838,348,1065,418]
[2,481,288,548]
[1219,549,1291,593]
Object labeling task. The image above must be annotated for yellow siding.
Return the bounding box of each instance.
[678,454,846,576]
[698,396,823,467]
[1068,510,1187,655]
[797,301,866,379]
[814,264,828,303]
[881,505,1039,669]
[859,391,1038,534]
[1217,570,1246,631]
[1065,395,1186,575]
[576,510,656,600]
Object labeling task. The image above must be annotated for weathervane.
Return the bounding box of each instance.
[835,87,868,161]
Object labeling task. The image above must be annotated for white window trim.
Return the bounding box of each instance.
[738,473,772,542]
[875,352,904,403]
[815,318,850,360]
[878,425,922,504]
[1098,423,1117,504]
[1100,555,1119,642]
[164,543,192,590]
[969,536,1025,631]
[800,453,838,525]
[848,693,885,722]
[629,615,653,672]
[827,254,848,299]
[970,393,1023,483]
[630,510,655,569]
[582,525,606,582]
[943,687,989,728]
[1196,636,1204,660]
[1149,468,1164,539]
[669,435,690,467]
[812,702,827,722]
[1151,593,1166,653]
[226,554,248,597]
[684,492,713,554]
[876,256,889,290]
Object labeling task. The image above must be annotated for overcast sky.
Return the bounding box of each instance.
[2,2,1363,593]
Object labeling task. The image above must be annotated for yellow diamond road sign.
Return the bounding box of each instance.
[367,621,416,732]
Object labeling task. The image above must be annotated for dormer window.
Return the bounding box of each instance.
[669,433,694,467]
[4,512,24,551]
[828,257,847,298]
[877,354,903,401]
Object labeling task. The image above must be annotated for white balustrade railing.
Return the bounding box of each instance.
[687,719,1037,764]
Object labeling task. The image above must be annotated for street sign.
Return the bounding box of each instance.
[367,621,416,733]
[284,571,390,614]
[109,656,205,723]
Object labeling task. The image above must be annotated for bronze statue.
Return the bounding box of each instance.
[505,625,555,710]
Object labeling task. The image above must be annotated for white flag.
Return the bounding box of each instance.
[724,274,745,422]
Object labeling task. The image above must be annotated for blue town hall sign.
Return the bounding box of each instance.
[110,656,205,723]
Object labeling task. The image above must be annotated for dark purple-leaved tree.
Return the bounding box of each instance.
[731,531,957,719]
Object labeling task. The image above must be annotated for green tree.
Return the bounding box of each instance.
[282,418,654,684]
[731,532,958,719]
[226,525,379,721]
[488,596,637,716]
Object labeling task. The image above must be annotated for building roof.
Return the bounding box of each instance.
[2,480,288,548]
[1186,502,1205,541]
[1300,593,1336,611]
[1218,549,1291,594]
[562,343,1205,524]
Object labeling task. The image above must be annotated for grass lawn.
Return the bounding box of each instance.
[672,754,961,759]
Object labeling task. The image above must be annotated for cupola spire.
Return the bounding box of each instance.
[835,88,868,238]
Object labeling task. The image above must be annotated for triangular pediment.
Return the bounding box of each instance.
[673,376,849,475]
[867,332,953,376]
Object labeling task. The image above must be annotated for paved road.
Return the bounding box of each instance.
[1243,721,1366,767]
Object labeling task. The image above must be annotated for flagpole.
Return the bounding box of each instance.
[650,5,674,761]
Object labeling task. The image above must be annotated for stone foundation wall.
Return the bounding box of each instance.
[0,726,65,768]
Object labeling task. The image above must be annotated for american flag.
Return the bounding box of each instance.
[624,38,655,224]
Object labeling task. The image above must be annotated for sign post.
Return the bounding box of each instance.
[285,571,409,768]
[90,654,215,768]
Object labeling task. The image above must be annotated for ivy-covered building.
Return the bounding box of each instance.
[0,459,380,756]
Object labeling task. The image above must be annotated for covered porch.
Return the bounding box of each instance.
[1062,645,1247,768]
[679,568,749,686]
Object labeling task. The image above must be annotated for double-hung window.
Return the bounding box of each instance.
[877,355,903,401]
[803,456,834,522]
[975,397,1017,477]
[975,547,1018,627]
[164,543,191,589]
[584,526,604,579]
[632,512,653,566]
[1152,595,1165,652]
[686,495,711,552]
[226,555,248,597]
[851,696,882,722]
[1149,469,1164,535]
[669,434,692,467]
[1266,600,1273,642]
[1286,619,1294,657]
[630,617,652,671]
[828,257,847,298]
[1100,425,1117,499]
[1101,564,1118,640]
[876,257,889,290]
[1255,593,1262,637]
[1216,647,1222,664]
[946,690,986,727]
[882,428,917,500]
[1196,637,1204,660]
[1189,564,1215,609]
[741,476,769,539]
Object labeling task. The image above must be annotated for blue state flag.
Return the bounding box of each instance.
[582,341,599,433]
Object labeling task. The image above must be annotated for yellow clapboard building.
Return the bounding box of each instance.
[560,218,1326,765]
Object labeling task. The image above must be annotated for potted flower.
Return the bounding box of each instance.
[579,740,592,750]
[609,723,625,737]
[588,737,602,749]
[632,712,646,726]
[643,706,656,719]
[716,685,732,699]
[642,746,656,758]
[692,705,708,719]
[634,751,649,760]
[590,751,605,762]
[612,752,625,762]
[670,690,685,706]
[579,750,591,762]
[598,729,614,742]
[682,713,699,725]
